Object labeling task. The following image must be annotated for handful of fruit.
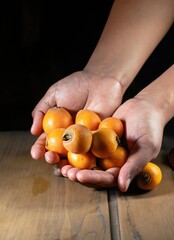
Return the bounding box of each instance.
[41,107,162,190]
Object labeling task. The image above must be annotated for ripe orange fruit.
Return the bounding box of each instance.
[136,162,162,190]
[62,124,93,154]
[75,109,101,131]
[57,159,69,168]
[91,128,118,158]
[99,146,128,170]
[45,128,68,158]
[99,117,124,138]
[43,107,74,134]
[67,151,96,169]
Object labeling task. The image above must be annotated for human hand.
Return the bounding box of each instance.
[112,97,164,191]
[30,70,123,160]
[61,97,164,192]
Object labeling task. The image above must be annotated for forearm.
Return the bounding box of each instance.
[85,0,174,93]
[136,65,174,125]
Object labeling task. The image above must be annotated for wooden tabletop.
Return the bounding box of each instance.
[0,131,174,240]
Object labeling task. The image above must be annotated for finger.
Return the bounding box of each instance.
[45,151,60,164]
[31,92,55,135]
[31,110,45,135]
[117,145,157,192]
[30,132,47,160]
[76,168,120,187]
[84,78,122,119]
[53,164,62,176]
[61,165,75,177]
[67,168,81,181]
[53,159,69,176]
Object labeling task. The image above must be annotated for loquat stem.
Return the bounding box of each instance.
[116,135,121,145]
[62,133,72,141]
[138,172,151,185]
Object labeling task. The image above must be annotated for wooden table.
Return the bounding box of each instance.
[0,131,174,240]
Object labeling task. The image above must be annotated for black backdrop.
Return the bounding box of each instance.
[1,1,173,131]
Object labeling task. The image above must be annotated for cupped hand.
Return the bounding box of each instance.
[31,91,164,192]
[30,70,123,161]
[113,97,164,191]
[60,97,164,192]
[61,166,120,189]
[31,132,120,188]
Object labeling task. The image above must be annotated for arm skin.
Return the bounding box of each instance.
[85,0,174,92]
[135,65,174,126]
[31,0,174,192]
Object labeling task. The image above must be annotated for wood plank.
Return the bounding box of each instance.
[116,148,174,240]
[0,131,111,240]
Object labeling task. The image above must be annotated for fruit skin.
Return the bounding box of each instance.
[99,146,128,170]
[45,128,68,158]
[99,117,124,138]
[67,151,96,169]
[43,107,74,134]
[136,162,162,191]
[91,128,118,158]
[58,159,69,168]
[62,124,93,154]
[75,109,101,131]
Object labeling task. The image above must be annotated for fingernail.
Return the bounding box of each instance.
[125,177,132,191]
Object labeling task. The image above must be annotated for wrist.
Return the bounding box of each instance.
[84,61,133,95]
[135,65,174,126]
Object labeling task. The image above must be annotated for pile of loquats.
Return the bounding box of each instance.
[41,107,162,191]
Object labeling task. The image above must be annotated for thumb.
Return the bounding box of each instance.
[85,80,123,119]
[117,144,156,192]
[30,110,44,135]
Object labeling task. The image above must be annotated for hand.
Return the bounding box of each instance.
[30,70,123,160]
[113,97,164,191]
[30,131,120,189]
[61,97,164,192]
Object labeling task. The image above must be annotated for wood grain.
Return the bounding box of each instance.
[2,131,173,240]
[0,131,111,240]
[116,149,174,240]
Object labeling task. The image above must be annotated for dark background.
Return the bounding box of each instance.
[1,1,174,133]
